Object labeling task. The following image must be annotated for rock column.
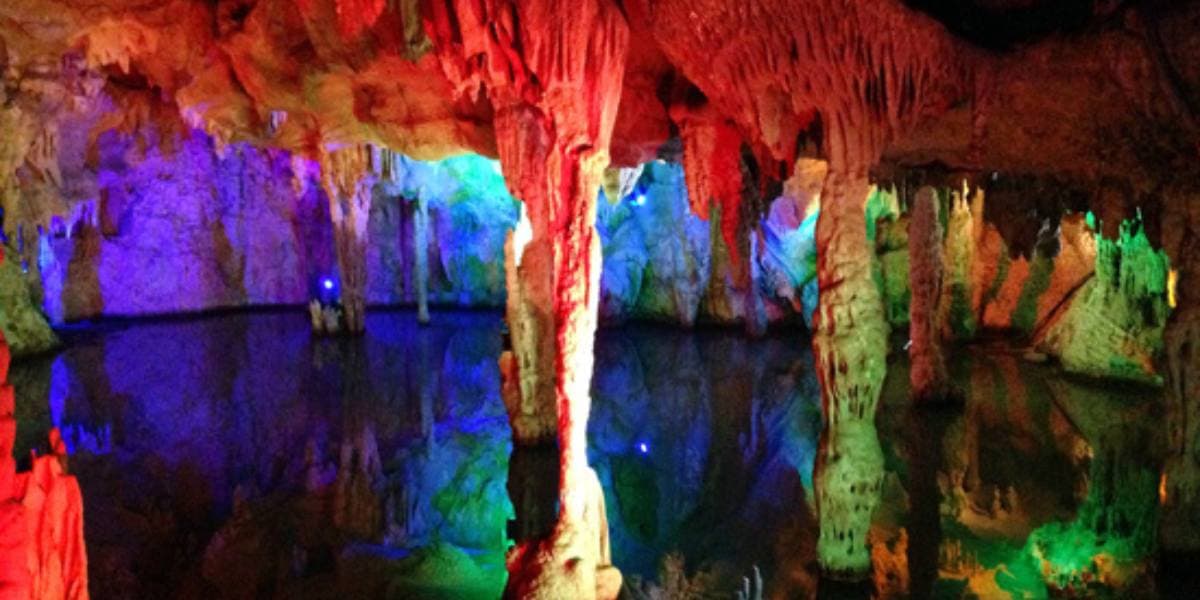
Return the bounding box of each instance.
[908,186,950,401]
[812,167,889,577]
[425,1,629,597]
[414,193,431,325]
[320,146,376,334]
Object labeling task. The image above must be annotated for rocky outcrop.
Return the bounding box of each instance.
[1035,217,1169,384]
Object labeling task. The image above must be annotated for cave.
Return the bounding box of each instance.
[0,0,1197,598]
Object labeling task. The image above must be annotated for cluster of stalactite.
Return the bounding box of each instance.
[0,249,88,600]
[316,145,378,334]
[1,0,1197,594]
[642,0,986,577]
[673,109,762,332]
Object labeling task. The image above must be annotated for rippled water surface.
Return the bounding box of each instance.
[8,310,1171,598]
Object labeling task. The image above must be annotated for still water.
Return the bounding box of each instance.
[8,310,1168,599]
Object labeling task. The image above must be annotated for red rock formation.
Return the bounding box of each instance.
[672,107,762,332]
[0,248,88,600]
[425,1,628,596]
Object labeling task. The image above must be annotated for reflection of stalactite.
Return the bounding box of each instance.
[333,425,383,542]
[815,416,883,578]
[903,401,957,598]
[1026,424,1158,593]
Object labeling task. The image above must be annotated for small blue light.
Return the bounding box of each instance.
[637,442,648,455]
[322,278,334,290]
[631,194,646,206]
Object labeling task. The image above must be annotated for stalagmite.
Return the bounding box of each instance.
[319,146,376,334]
[908,186,950,401]
[414,192,431,325]
[812,167,890,577]
[424,1,629,596]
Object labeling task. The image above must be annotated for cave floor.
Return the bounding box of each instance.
[7,309,1171,599]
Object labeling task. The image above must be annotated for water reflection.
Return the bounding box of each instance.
[8,312,1166,598]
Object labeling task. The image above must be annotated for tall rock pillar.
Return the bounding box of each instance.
[908,186,950,401]
[425,1,629,597]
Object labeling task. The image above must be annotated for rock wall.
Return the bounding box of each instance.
[7,113,1171,387]
[34,125,520,321]
[32,138,829,329]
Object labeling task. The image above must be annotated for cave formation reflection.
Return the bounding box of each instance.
[8,311,1166,598]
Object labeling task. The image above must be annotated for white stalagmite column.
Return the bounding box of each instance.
[812,168,889,578]
[908,186,950,401]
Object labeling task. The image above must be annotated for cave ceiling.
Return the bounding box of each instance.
[1,0,1197,195]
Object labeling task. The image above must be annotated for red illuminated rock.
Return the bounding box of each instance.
[425,1,629,596]
[908,186,950,401]
[0,249,88,600]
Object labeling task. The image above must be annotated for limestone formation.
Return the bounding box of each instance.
[0,250,57,358]
[0,250,87,600]
[908,187,950,401]
[0,0,1198,595]
[425,1,630,595]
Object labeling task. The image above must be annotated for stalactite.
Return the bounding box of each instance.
[674,111,762,332]
[319,145,377,334]
[414,192,430,325]
[908,186,950,401]
[941,182,979,340]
